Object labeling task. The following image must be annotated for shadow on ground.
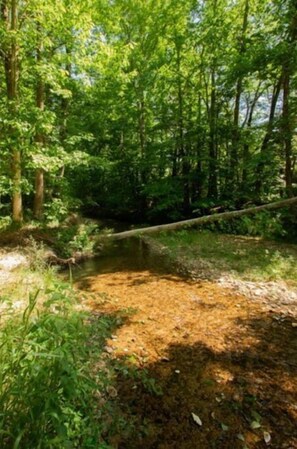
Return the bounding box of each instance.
[113,312,297,449]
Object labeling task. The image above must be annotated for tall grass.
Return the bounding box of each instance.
[0,283,116,449]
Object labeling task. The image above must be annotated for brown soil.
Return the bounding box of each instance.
[77,267,297,449]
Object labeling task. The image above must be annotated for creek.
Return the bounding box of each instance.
[69,227,297,449]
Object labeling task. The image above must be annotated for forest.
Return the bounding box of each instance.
[0,0,296,229]
[0,0,297,448]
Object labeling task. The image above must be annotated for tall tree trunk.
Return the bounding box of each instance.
[229,0,249,190]
[59,47,72,142]
[282,68,293,197]
[242,83,262,188]
[1,0,23,223]
[193,90,203,200]
[254,77,282,195]
[208,68,218,198]
[137,88,148,213]
[138,92,146,182]
[172,142,178,178]
[176,39,190,213]
[281,2,297,197]
[33,25,45,220]
[58,47,72,183]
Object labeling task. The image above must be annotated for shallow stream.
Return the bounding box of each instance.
[72,237,171,281]
[70,232,297,449]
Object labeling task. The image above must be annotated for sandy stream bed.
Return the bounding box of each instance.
[0,245,296,449]
[75,243,297,449]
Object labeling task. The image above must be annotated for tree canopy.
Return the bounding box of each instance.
[0,0,296,229]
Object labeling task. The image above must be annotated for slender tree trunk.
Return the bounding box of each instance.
[33,26,45,220]
[242,83,262,187]
[1,0,23,223]
[229,0,249,190]
[281,2,297,197]
[208,68,218,198]
[11,148,22,222]
[58,47,72,184]
[138,92,146,183]
[193,91,203,200]
[137,88,148,213]
[254,77,282,195]
[172,142,178,178]
[176,39,190,213]
[34,169,44,219]
[282,69,293,197]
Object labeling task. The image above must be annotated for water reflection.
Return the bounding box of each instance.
[72,238,172,281]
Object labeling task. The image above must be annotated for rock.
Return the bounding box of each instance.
[0,253,28,271]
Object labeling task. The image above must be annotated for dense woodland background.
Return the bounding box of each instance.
[0,0,296,236]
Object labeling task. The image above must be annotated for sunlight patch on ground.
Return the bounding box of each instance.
[0,252,28,271]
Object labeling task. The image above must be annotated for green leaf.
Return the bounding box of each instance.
[251,421,261,430]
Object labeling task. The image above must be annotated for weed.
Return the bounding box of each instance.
[0,282,121,448]
[55,224,98,258]
[26,236,50,271]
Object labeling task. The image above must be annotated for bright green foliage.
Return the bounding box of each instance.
[0,0,296,228]
[0,285,116,449]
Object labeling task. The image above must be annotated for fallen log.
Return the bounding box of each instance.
[104,196,297,240]
[44,249,75,266]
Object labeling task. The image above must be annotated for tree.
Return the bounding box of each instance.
[0,0,23,223]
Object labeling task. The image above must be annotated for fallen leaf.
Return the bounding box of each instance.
[251,421,261,430]
[192,413,202,426]
[106,386,118,398]
[264,431,271,444]
[221,423,229,431]
[237,433,245,441]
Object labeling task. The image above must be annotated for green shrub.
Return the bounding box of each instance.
[203,211,285,239]
[55,223,98,257]
[44,198,69,224]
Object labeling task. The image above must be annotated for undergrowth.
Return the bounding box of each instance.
[55,223,99,258]
[0,273,122,449]
[0,243,162,448]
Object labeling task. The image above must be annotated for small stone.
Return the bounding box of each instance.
[104,346,114,354]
